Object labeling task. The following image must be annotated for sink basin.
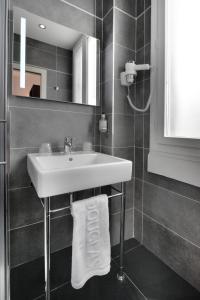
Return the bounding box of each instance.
[27,152,132,198]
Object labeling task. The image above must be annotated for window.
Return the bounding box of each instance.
[164,0,200,139]
[148,0,200,187]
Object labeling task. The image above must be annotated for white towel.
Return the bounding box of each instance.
[71,194,111,289]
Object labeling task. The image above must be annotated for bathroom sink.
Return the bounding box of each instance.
[27,152,132,198]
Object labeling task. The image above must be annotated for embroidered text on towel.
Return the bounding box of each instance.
[86,202,101,269]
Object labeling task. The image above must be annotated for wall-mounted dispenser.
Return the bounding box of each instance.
[99,113,108,133]
[120,61,153,112]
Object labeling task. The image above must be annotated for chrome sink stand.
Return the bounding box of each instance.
[41,182,126,300]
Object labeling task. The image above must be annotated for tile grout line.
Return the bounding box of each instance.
[9,212,71,232]
[143,179,200,206]
[143,212,200,251]
[60,0,103,21]
[9,105,96,115]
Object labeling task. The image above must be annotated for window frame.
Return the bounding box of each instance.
[148,0,200,187]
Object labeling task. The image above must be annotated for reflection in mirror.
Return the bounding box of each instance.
[12,6,100,106]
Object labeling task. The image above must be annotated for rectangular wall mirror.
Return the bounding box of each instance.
[12,6,100,106]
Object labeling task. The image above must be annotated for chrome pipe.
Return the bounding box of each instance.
[44,197,51,300]
[117,182,126,281]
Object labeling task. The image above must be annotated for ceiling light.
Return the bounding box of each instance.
[39,24,46,30]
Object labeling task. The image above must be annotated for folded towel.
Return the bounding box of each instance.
[71,194,111,289]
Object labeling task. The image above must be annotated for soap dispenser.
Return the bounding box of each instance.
[99,113,108,133]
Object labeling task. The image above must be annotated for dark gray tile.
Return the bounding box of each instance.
[95,0,103,18]
[113,147,135,174]
[143,79,150,112]
[135,114,143,147]
[144,44,151,79]
[102,44,113,82]
[144,8,151,45]
[0,124,5,162]
[26,36,56,54]
[135,147,143,179]
[101,145,113,155]
[47,70,57,88]
[135,81,144,111]
[10,214,73,267]
[114,44,135,80]
[143,113,150,148]
[120,244,200,299]
[102,80,113,114]
[57,53,72,75]
[137,0,144,16]
[9,94,96,114]
[114,80,135,115]
[10,107,94,148]
[145,0,151,9]
[50,262,145,300]
[143,181,200,247]
[9,187,43,229]
[26,45,56,70]
[11,247,72,300]
[143,216,200,292]
[14,0,100,38]
[113,114,134,147]
[134,209,142,243]
[103,0,113,17]
[60,0,99,17]
[10,148,37,189]
[111,238,140,258]
[110,209,134,245]
[110,179,134,213]
[103,9,113,48]
[9,187,71,229]
[134,179,142,210]
[137,14,144,50]
[47,87,58,101]
[136,47,145,82]
[115,9,136,51]
[57,72,72,90]
[115,0,137,17]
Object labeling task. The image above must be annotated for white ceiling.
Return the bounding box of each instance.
[14,6,83,50]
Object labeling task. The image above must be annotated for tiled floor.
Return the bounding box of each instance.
[11,239,200,300]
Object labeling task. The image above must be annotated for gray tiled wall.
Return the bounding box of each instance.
[9,0,102,268]
[134,0,200,291]
[101,0,136,245]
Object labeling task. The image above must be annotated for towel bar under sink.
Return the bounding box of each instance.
[39,182,127,300]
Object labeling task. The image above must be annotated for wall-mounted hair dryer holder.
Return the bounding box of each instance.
[120,61,151,86]
[120,61,153,112]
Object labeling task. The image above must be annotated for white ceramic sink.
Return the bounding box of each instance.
[27,152,132,198]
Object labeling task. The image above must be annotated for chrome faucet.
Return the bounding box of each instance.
[64,137,73,155]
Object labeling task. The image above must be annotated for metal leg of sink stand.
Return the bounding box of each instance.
[117,182,126,282]
[44,197,51,300]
